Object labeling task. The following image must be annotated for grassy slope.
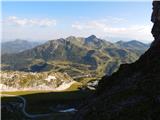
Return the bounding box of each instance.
[1,81,92,115]
[1,90,94,114]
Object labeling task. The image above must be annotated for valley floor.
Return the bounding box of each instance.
[1,89,94,120]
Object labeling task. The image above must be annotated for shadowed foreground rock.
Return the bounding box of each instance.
[75,1,160,120]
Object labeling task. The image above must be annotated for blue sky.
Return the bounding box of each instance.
[2,1,153,43]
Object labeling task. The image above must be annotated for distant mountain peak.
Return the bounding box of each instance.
[116,40,123,44]
[85,35,100,44]
[87,35,97,40]
[116,40,143,44]
[66,36,77,41]
[66,36,76,39]
[1,39,40,54]
[116,40,149,52]
[7,39,28,43]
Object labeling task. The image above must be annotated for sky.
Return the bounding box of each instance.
[2,1,153,43]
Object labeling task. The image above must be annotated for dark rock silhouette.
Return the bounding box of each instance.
[75,1,160,120]
[151,1,160,48]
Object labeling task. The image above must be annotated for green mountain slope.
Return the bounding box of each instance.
[1,35,149,78]
[116,40,150,55]
[1,39,40,54]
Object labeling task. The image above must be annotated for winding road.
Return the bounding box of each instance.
[2,94,52,119]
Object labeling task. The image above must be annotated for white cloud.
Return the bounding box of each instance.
[6,16,57,27]
[2,16,153,43]
[100,17,127,24]
[72,20,107,30]
[71,20,153,42]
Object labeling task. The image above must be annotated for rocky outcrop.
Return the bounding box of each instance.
[75,1,160,120]
[1,71,76,91]
[151,1,160,48]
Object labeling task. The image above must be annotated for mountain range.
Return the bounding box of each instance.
[1,35,149,79]
[1,2,159,120]
[1,39,41,54]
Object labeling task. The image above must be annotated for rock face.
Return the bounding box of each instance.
[1,71,75,91]
[75,1,160,120]
[151,1,160,48]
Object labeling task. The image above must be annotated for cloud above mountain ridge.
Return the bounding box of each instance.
[2,16,153,42]
[6,16,57,27]
[71,19,152,42]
